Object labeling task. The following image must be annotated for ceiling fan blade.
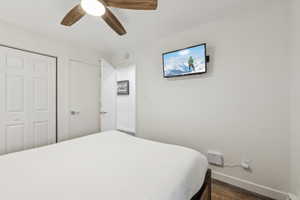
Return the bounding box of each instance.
[61,5,86,26]
[103,0,157,10]
[102,8,127,36]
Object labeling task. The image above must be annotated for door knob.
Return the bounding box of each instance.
[100,111,107,114]
[70,110,80,115]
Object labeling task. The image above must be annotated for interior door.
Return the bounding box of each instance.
[0,46,56,155]
[100,60,116,131]
[69,60,100,139]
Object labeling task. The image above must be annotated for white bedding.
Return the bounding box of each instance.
[0,131,208,200]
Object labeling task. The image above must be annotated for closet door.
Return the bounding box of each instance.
[0,46,56,155]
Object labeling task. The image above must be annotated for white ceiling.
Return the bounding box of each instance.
[0,0,268,56]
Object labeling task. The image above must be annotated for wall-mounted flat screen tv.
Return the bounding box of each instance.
[163,43,207,78]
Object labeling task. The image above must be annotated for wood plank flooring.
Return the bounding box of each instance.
[212,180,275,200]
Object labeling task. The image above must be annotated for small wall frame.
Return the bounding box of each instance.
[117,80,130,95]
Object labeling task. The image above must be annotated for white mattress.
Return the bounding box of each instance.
[0,131,208,200]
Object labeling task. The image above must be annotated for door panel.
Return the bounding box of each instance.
[34,121,49,147]
[6,75,24,112]
[100,60,116,131]
[6,54,24,69]
[0,46,56,155]
[5,124,25,153]
[34,61,48,74]
[34,78,49,111]
[69,60,100,139]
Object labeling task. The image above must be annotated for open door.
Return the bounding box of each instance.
[69,60,101,139]
[100,60,117,131]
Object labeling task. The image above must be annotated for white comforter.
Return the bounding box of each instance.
[0,131,208,200]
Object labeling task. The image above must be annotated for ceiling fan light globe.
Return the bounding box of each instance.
[81,0,105,16]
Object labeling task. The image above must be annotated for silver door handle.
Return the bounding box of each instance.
[100,112,107,114]
[70,110,80,115]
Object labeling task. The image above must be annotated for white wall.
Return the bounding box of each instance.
[0,19,104,142]
[135,1,290,198]
[290,0,300,198]
[116,64,136,133]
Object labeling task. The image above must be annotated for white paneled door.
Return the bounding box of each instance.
[0,46,56,155]
[69,60,100,139]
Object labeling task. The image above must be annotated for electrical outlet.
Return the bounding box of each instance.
[207,151,224,166]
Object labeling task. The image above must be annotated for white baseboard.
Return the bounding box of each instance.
[289,194,299,200]
[212,171,289,200]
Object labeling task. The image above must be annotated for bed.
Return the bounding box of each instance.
[0,130,210,200]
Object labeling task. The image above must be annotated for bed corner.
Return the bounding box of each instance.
[191,169,212,200]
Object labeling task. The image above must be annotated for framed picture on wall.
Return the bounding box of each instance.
[117,80,130,95]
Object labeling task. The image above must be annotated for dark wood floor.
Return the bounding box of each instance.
[212,180,274,200]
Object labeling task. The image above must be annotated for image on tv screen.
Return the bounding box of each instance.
[163,44,207,78]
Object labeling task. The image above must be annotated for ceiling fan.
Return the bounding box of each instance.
[61,0,158,36]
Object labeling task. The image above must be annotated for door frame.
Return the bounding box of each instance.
[0,43,58,143]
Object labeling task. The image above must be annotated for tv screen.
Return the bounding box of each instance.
[163,44,207,78]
